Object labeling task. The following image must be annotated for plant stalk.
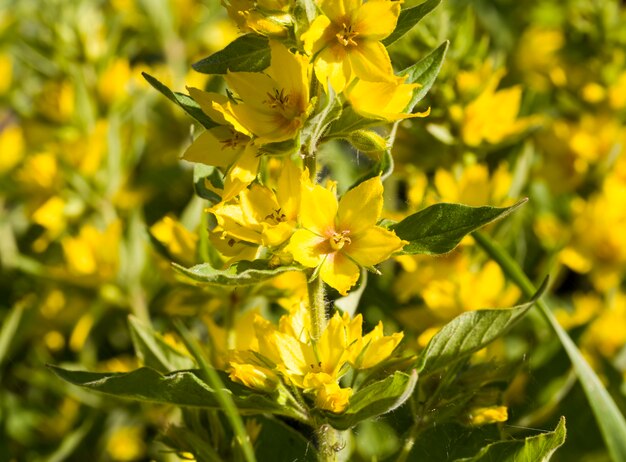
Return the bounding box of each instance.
[307,271,327,341]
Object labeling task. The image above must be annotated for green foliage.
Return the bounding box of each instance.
[383,0,442,46]
[417,279,547,374]
[192,34,271,74]
[142,72,218,129]
[172,260,304,286]
[325,371,418,430]
[401,40,450,110]
[454,417,567,462]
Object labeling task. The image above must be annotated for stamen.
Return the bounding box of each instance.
[336,22,359,47]
[263,88,290,111]
[329,230,351,251]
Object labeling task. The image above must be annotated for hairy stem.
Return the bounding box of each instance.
[307,271,327,341]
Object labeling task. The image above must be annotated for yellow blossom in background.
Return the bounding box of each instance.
[286,176,406,295]
[581,292,626,360]
[0,50,12,95]
[106,426,147,462]
[467,406,508,426]
[212,41,312,144]
[515,27,564,91]
[461,69,540,146]
[223,0,293,36]
[302,0,401,92]
[432,163,513,207]
[150,215,198,267]
[0,123,25,174]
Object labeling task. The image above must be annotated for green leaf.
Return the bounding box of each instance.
[325,370,417,430]
[390,199,527,255]
[142,72,218,129]
[49,366,302,420]
[473,231,626,462]
[0,303,25,368]
[416,279,547,374]
[173,260,304,286]
[400,41,449,111]
[325,106,385,138]
[128,316,195,373]
[193,163,223,203]
[454,417,566,462]
[193,34,271,74]
[382,0,442,47]
[254,416,318,461]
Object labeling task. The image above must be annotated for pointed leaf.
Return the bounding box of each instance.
[400,41,449,110]
[382,0,442,47]
[49,366,302,419]
[193,163,223,203]
[173,260,304,286]
[417,279,547,374]
[454,417,566,462]
[390,199,527,255]
[325,370,417,430]
[128,316,195,373]
[192,34,271,74]
[142,72,218,129]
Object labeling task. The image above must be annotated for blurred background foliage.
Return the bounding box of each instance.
[0,0,625,460]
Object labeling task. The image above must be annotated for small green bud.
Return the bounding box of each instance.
[347,130,389,152]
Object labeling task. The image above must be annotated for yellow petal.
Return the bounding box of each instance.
[320,0,361,21]
[347,40,394,83]
[320,252,360,295]
[300,181,338,235]
[266,41,309,112]
[314,48,349,92]
[187,87,230,124]
[222,143,260,202]
[301,15,331,54]
[182,127,243,169]
[286,229,327,267]
[275,159,302,220]
[346,227,406,266]
[336,177,383,234]
[352,1,400,41]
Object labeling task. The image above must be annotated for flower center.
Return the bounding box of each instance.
[220,130,245,150]
[264,207,287,224]
[336,23,359,47]
[329,230,351,251]
[264,88,291,111]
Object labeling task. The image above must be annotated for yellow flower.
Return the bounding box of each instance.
[345,78,430,121]
[150,215,198,267]
[228,361,280,392]
[212,41,312,144]
[223,0,293,36]
[433,162,513,207]
[286,176,406,295]
[349,319,403,369]
[467,406,508,426]
[210,160,302,247]
[302,0,401,92]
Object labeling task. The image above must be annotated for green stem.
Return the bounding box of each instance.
[317,423,342,462]
[174,320,257,462]
[307,271,327,341]
[473,230,626,462]
[303,150,317,180]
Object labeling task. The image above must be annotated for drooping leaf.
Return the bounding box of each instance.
[454,417,566,462]
[382,0,442,47]
[473,231,626,462]
[128,316,195,373]
[142,72,218,129]
[49,366,303,420]
[325,370,417,430]
[172,260,304,286]
[193,34,271,74]
[416,279,547,374]
[401,41,449,110]
[390,199,527,255]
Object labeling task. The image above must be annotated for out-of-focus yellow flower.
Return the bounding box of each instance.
[106,426,147,462]
[0,51,12,95]
[150,215,198,267]
[608,71,626,110]
[515,27,564,91]
[205,308,261,368]
[223,0,293,36]
[560,177,626,291]
[63,120,109,176]
[581,82,606,104]
[37,81,75,123]
[582,292,626,360]
[555,293,602,330]
[213,41,312,144]
[345,78,430,121]
[17,152,59,191]
[302,0,401,92]
[432,163,513,207]
[98,59,132,104]
[461,70,539,146]
[286,176,406,295]
[31,196,68,251]
[466,406,508,426]
[0,123,25,174]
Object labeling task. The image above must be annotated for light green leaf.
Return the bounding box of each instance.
[417,279,546,374]
[454,417,566,462]
[128,316,195,373]
[0,303,25,369]
[325,370,417,430]
[325,106,384,138]
[193,34,270,74]
[49,366,302,420]
[382,0,442,47]
[474,231,626,462]
[400,41,449,111]
[142,72,218,129]
[390,199,527,255]
[173,260,304,286]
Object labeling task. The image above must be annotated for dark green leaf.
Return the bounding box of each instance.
[193,34,271,74]
[325,370,417,430]
[172,260,304,286]
[192,163,223,203]
[128,316,195,373]
[49,366,301,419]
[382,0,442,47]
[390,199,527,255]
[416,279,547,374]
[254,416,318,461]
[400,41,449,110]
[142,72,218,129]
[454,417,566,462]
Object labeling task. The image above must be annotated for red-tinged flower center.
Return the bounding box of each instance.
[336,22,359,47]
[329,230,351,251]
